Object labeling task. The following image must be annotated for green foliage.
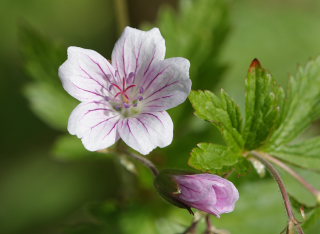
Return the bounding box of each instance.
[147,0,229,90]
[243,60,284,150]
[190,56,320,174]
[267,57,320,147]
[189,143,241,173]
[302,207,320,234]
[189,90,243,150]
[20,24,77,130]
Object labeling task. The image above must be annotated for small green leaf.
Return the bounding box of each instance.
[189,143,241,173]
[268,57,320,148]
[243,59,284,150]
[24,83,77,130]
[189,90,244,150]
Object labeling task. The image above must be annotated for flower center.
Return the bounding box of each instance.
[107,72,144,117]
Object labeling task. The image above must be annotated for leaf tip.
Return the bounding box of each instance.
[249,58,261,72]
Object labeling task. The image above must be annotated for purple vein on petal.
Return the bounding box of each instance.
[143,95,173,104]
[122,37,127,78]
[87,55,112,82]
[90,115,119,130]
[103,120,119,139]
[144,80,178,100]
[79,66,108,91]
[136,117,149,133]
[143,48,156,76]
[144,66,168,91]
[71,81,105,98]
[140,112,163,125]
[84,108,111,116]
[134,42,143,81]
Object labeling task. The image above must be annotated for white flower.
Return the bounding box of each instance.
[59,27,191,155]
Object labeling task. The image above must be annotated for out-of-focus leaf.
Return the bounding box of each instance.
[146,0,229,90]
[52,135,105,160]
[302,207,320,234]
[24,83,77,130]
[243,59,284,150]
[189,90,243,150]
[20,24,77,131]
[267,137,320,170]
[189,143,240,172]
[267,57,320,148]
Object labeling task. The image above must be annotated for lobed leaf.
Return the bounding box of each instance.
[189,143,241,173]
[267,57,320,148]
[243,59,284,150]
[189,90,244,150]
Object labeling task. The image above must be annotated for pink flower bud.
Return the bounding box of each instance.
[154,170,239,217]
[174,174,239,217]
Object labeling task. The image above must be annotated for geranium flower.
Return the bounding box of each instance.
[59,27,191,155]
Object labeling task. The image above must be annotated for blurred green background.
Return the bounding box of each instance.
[1,0,320,233]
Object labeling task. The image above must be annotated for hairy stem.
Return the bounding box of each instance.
[261,152,320,201]
[250,151,304,234]
[124,150,159,176]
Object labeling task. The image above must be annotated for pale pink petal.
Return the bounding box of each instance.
[68,101,120,151]
[111,27,165,84]
[59,46,116,102]
[117,111,173,155]
[141,58,191,112]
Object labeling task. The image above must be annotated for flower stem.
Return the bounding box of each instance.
[250,151,304,234]
[113,0,129,34]
[260,152,320,201]
[124,150,159,176]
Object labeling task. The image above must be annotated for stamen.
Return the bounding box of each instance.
[104,96,110,101]
[140,87,144,94]
[108,84,113,91]
[138,96,143,101]
[123,103,131,108]
[126,72,135,84]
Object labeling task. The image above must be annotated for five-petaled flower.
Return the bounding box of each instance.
[59,27,191,155]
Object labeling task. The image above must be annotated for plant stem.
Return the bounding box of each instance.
[260,152,320,201]
[113,0,129,34]
[124,150,159,176]
[250,151,304,234]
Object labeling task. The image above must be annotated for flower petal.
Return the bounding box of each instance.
[118,111,173,155]
[59,46,115,102]
[141,58,191,112]
[111,27,165,83]
[68,101,120,151]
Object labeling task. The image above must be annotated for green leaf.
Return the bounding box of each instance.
[20,24,77,130]
[243,59,284,150]
[146,0,229,90]
[189,90,244,150]
[189,143,241,173]
[268,57,320,148]
[302,207,320,234]
[52,135,103,160]
[267,137,320,170]
[24,83,77,130]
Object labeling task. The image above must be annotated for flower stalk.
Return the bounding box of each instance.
[250,151,304,234]
[124,150,159,176]
[259,152,320,202]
